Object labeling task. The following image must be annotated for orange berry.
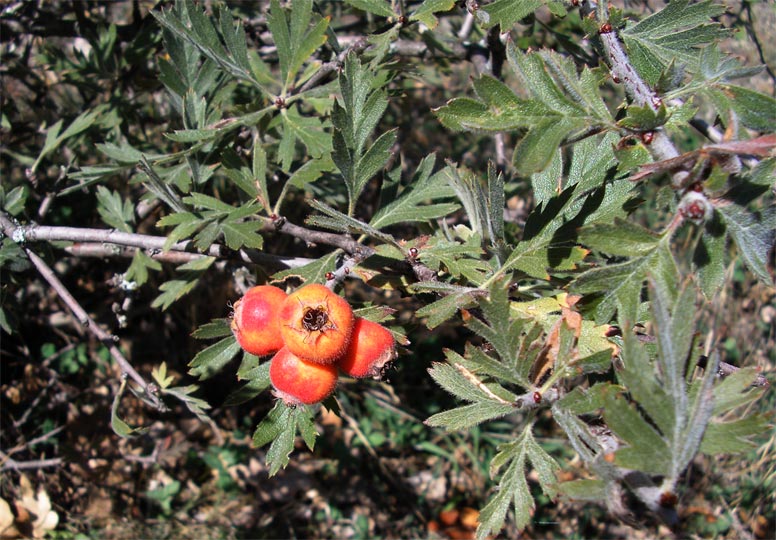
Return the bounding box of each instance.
[269,347,338,406]
[279,283,354,364]
[337,318,396,379]
[230,285,287,356]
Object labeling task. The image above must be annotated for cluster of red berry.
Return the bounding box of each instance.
[230,284,396,406]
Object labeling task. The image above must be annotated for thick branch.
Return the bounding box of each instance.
[9,218,367,260]
[64,242,314,270]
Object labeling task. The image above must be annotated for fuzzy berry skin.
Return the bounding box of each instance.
[230,285,288,356]
[337,318,396,379]
[269,347,338,406]
[279,283,354,364]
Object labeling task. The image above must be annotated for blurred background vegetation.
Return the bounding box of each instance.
[1,1,774,538]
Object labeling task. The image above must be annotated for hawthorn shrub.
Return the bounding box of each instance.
[1,0,774,537]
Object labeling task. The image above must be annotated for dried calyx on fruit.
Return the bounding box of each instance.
[279,283,354,364]
[269,347,338,406]
[230,285,287,356]
[338,318,396,379]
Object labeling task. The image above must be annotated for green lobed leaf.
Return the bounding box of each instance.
[370,156,459,229]
[154,0,266,92]
[224,363,271,406]
[676,351,719,479]
[414,290,477,329]
[603,392,671,476]
[354,129,397,188]
[694,216,727,299]
[218,5,250,72]
[572,242,678,325]
[711,367,767,416]
[465,346,528,387]
[125,250,162,286]
[295,407,318,451]
[32,106,104,173]
[650,279,694,419]
[236,352,260,380]
[192,318,232,339]
[306,200,396,245]
[718,203,776,286]
[332,54,394,213]
[699,415,772,454]
[277,106,332,171]
[524,430,561,499]
[429,356,502,403]
[622,0,730,85]
[287,154,335,188]
[530,147,563,207]
[557,479,607,502]
[478,427,537,538]
[345,0,395,18]
[0,185,29,216]
[164,384,212,422]
[480,0,544,30]
[410,0,456,29]
[252,401,288,448]
[192,221,221,251]
[466,282,526,374]
[272,250,339,285]
[152,274,203,311]
[552,405,605,464]
[424,401,516,431]
[188,335,241,380]
[555,383,612,415]
[477,455,528,539]
[221,221,264,250]
[514,117,585,175]
[472,74,522,108]
[711,85,776,132]
[95,186,135,233]
[617,333,674,438]
[266,406,298,476]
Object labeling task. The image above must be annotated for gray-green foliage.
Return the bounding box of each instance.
[1,0,773,537]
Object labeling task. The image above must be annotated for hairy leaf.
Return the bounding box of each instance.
[188,335,241,379]
[370,156,459,228]
[622,0,730,85]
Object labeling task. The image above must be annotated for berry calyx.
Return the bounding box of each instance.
[269,347,338,406]
[230,285,288,356]
[278,283,355,364]
[337,318,396,379]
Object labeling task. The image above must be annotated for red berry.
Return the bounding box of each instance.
[270,347,338,406]
[279,284,355,364]
[337,318,396,379]
[230,285,288,356]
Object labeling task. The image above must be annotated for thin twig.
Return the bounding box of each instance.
[5,426,67,458]
[0,213,166,412]
[0,450,64,472]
